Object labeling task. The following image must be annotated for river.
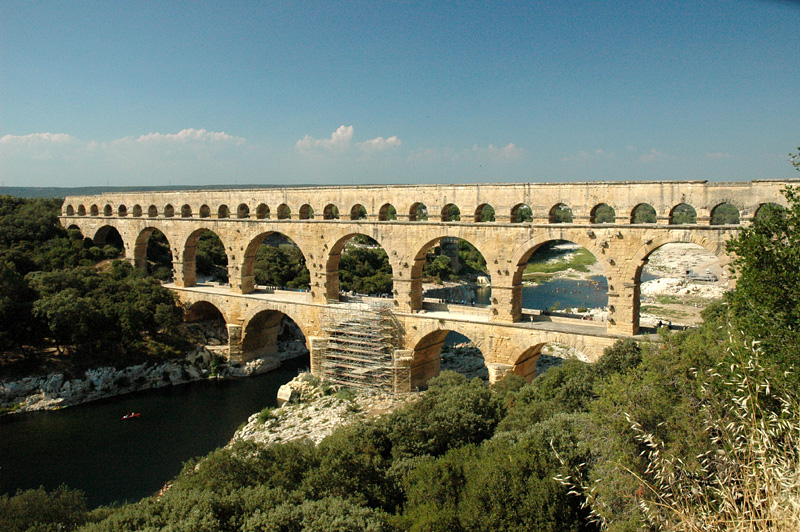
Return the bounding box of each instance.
[0,356,309,508]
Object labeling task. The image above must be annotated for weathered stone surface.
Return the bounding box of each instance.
[60,179,798,388]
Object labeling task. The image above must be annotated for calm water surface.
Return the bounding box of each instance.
[0,356,308,508]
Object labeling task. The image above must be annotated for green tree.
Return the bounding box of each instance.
[726,189,800,376]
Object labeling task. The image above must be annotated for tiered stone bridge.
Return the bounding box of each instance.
[60,179,796,388]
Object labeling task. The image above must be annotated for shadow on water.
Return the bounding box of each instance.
[0,355,309,508]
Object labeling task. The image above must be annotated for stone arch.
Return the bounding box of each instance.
[508,231,612,323]
[325,232,395,300]
[236,203,250,219]
[709,202,740,225]
[409,202,428,221]
[148,205,158,217]
[630,203,657,224]
[117,204,128,217]
[350,204,367,220]
[133,226,174,280]
[624,233,731,284]
[299,204,314,220]
[441,203,461,222]
[506,335,596,381]
[184,300,230,339]
[103,204,113,216]
[78,205,87,216]
[406,326,489,389]
[625,235,732,332]
[199,205,211,218]
[754,202,786,221]
[590,203,615,224]
[164,204,175,218]
[408,234,492,312]
[510,230,611,286]
[240,231,311,294]
[256,203,269,219]
[132,204,143,217]
[323,204,339,220]
[511,203,533,223]
[669,203,697,224]
[240,307,310,362]
[379,203,397,221]
[277,204,291,220]
[218,204,230,218]
[92,225,125,254]
[66,205,75,216]
[183,228,229,287]
[474,203,495,222]
[90,204,99,216]
[181,204,192,218]
[549,203,573,223]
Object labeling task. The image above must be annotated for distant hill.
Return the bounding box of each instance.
[0,184,298,199]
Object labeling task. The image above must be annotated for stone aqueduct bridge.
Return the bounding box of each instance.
[60,179,796,388]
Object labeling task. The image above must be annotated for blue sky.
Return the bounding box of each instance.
[1,0,799,187]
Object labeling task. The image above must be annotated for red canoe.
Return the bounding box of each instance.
[122,412,140,420]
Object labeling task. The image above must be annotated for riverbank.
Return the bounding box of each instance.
[0,339,309,416]
[233,340,494,446]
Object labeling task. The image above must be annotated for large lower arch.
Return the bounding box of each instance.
[240,308,310,362]
[408,327,489,389]
[325,233,394,301]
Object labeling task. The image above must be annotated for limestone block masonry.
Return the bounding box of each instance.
[60,179,799,390]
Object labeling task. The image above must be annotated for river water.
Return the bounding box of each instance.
[0,356,309,508]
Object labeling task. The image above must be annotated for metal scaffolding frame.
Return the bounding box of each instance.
[320,299,410,394]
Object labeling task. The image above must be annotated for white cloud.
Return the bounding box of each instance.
[561,148,615,163]
[707,151,731,160]
[0,132,76,145]
[638,148,670,163]
[295,125,355,152]
[295,125,401,154]
[408,143,522,163]
[114,128,244,146]
[356,135,401,152]
[472,143,523,160]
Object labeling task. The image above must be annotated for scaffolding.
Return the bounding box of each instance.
[320,299,411,394]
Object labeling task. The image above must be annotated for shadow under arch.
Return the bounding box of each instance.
[184,300,230,354]
[325,232,394,301]
[379,203,397,221]
[92,225,125,255]
[323,204,339,220]
[408,327,489,389]
[185,300,230,328]
[133,226,174,281]
[511,203,533,223]
[240,307,310,363]
[182,228,229,287]
[508,340,593,382]
[240,231,311,294]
